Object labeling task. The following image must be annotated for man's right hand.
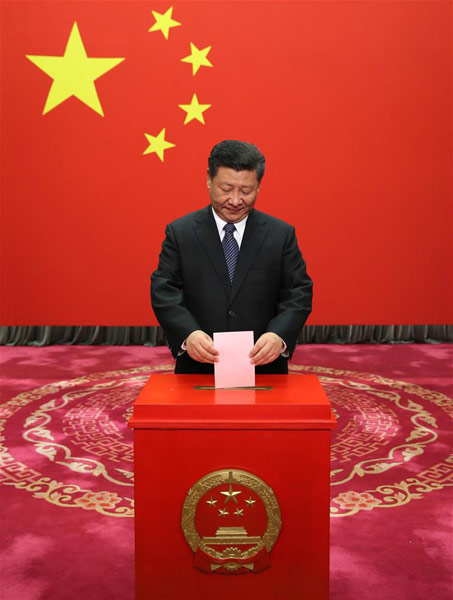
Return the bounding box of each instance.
[186,330,219,364]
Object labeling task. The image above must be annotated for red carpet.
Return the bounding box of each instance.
[1,344,452,600]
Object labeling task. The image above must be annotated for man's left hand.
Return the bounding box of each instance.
[249,332,283,366]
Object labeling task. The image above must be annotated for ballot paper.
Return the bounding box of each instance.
[213,331,255,388]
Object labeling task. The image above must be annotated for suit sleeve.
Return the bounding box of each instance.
[265,226,313,356]
[150,224,201,357]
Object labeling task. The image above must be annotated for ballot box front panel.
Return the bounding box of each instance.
[134,428,331,600]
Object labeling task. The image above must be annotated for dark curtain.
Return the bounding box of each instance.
[1,325,451,346]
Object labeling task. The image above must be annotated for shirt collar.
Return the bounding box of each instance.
[211,207,248,238]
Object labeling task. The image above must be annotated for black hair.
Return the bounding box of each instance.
[208,140,266,183]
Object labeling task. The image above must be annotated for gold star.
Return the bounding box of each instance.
[178,93,211,125]
[245,497,256,506]
[220,484,241,504]
[143,128,175,162]
[148,6,181,40]
[26,22,124,116]
[234,508,244,516]
[206,497,217,506]
[181,42,213,76]
[218,508,229,517]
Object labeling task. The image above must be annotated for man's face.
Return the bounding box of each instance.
[207,167,260,223]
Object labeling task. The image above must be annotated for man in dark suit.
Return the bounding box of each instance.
[151,140,312,374]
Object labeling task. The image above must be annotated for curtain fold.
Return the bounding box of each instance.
[1,325,451,346]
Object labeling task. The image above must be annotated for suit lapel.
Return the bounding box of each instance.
[193,206,231,297]
[230,209,268,304]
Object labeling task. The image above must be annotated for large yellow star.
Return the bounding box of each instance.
[143,128,175,162]
[181,43,213,76]
[220,485,241,504]
[178,93,211,125]
[26,22,124,116]
[148,6,181,40]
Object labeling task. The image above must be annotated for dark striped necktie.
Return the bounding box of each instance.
[222,223,240,284]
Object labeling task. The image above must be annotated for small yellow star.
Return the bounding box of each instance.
[218,508,229,517]
[26,22,124,116]
[206,497,217,506]
[234,508,244,517]
[178,93,211,125]
[143,128,175,162]
[181,42,213,76]
[148,6,181,40]
[245,498,256,506]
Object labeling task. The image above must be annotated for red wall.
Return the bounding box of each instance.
[1,1,452,325]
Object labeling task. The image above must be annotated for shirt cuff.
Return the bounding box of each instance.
[177,340,187,356]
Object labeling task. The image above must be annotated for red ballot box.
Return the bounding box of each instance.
[129,374,336,600]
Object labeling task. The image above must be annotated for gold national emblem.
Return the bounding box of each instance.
[181,469,282,574]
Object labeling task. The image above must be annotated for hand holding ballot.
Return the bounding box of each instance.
[249,332,284,366]
[186,328,284,369]
[186,330,219,364]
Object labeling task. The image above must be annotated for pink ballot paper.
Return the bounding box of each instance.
[213,331,255,388]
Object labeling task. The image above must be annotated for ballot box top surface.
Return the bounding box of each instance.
[129,374,336,430]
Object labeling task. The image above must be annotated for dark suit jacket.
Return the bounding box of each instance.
[151,206,313,374]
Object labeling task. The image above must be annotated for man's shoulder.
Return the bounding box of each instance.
[252,209,294,232]
[167,206,210,230]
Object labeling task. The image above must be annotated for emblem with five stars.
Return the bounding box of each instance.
[28,8,214,161]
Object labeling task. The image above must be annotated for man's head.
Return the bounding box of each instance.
[208,140,266,183]
[207,140,265,223]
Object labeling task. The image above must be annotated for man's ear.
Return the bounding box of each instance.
[207,171,212,188]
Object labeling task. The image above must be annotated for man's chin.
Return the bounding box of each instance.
[223,211,247,223]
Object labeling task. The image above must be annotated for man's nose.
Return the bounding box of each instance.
[230,190,242,205]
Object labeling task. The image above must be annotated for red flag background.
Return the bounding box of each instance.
[1,1,452,326]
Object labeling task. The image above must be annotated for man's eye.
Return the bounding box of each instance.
[241,190,251,195]
[221,187,232,193]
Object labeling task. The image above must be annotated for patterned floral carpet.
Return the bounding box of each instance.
[1,344,452,600]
